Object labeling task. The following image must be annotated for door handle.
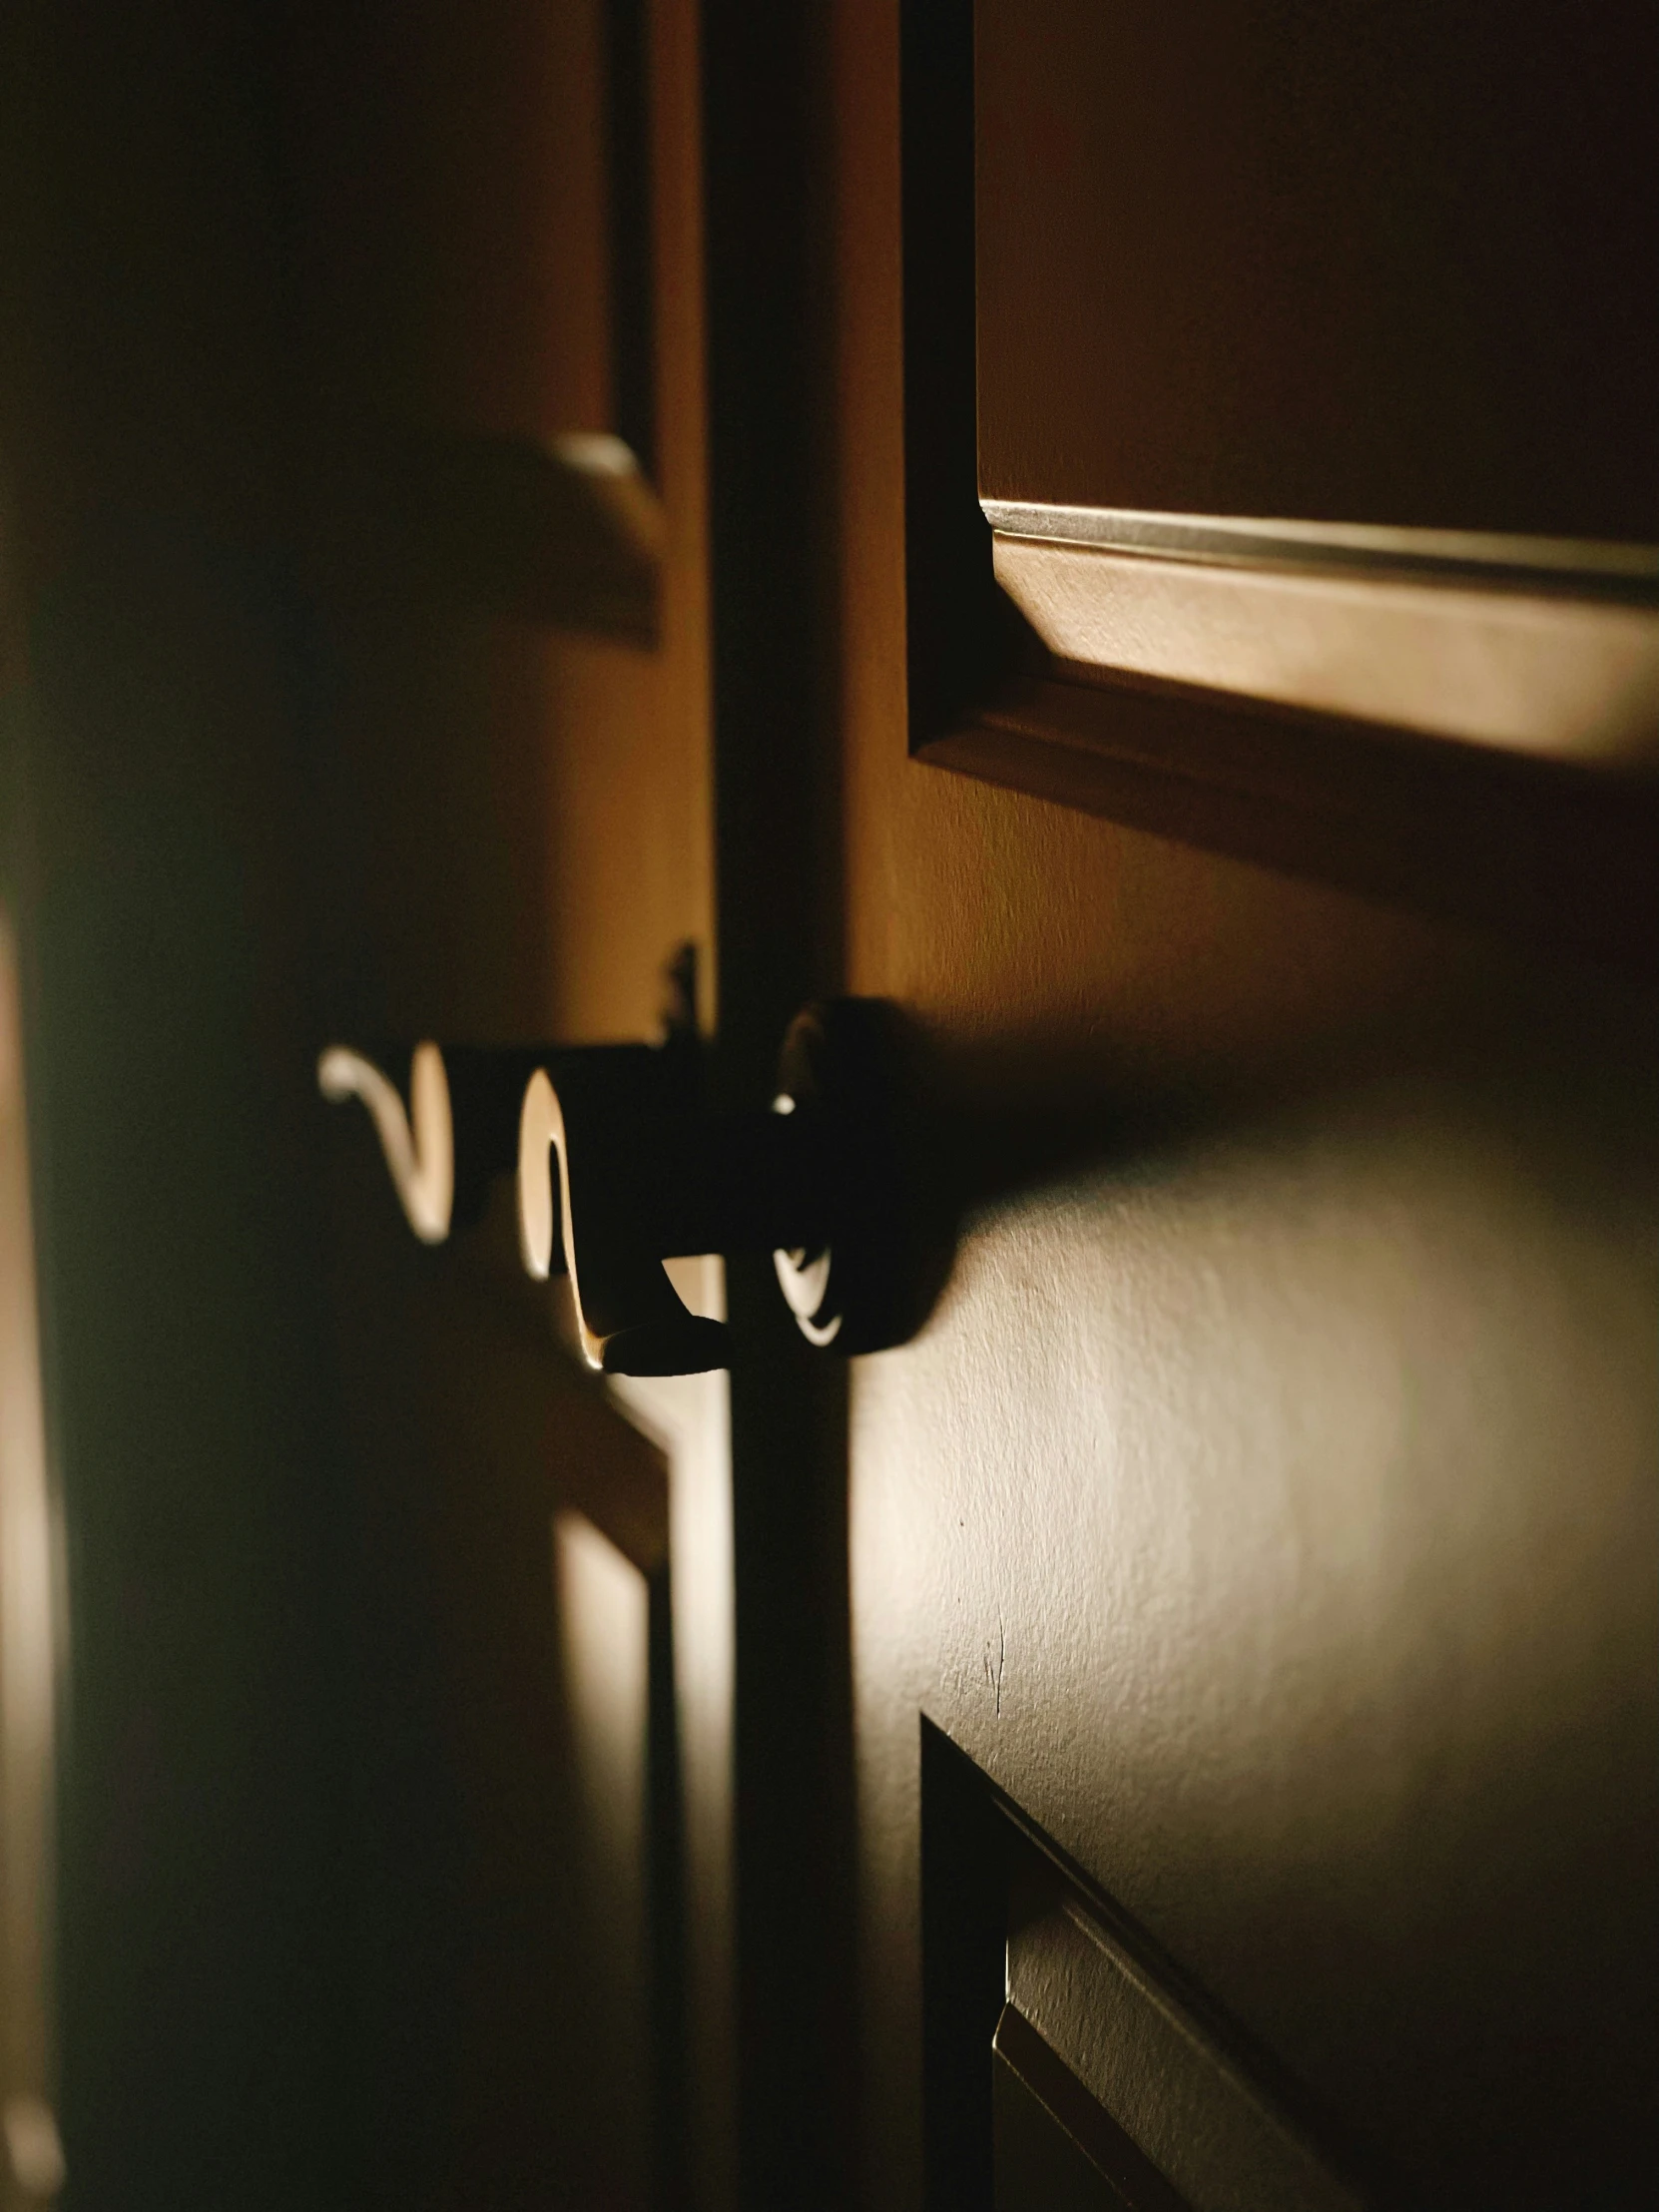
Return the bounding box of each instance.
[317,998,915,1375]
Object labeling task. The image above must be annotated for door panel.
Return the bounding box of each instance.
[296,0,714,1054]
[891,0,1659,970]
[824,4,1659,2207]
[294,0,726,2201]
[5,0,726,2202]
[975,0,1659,540]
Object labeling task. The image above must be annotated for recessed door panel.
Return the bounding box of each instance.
[976,0,1659,540]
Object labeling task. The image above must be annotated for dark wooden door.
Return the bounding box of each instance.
[293,3,736,2204]
[8,4,1656,2209]
[704,5,1658,2209]
[4,2,732,2206]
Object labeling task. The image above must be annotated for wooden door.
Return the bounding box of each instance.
[4,2,732,2206]
[294,3,735,2206]
[705,5,1658,2208]
[8,4,1655,2208]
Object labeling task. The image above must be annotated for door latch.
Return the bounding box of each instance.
[318,994,914,1375]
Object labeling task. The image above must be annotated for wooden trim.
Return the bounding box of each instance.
[981,501,1659,600]
[994,2004,1191,2212]
[897,0,1010,745]
[1002,1887,1362,2212]
[920,1725,1388,2212]
[992,531,1659,771]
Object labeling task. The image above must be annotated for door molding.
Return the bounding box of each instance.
[920,1725,1385,2212]
[895,0,1659,970]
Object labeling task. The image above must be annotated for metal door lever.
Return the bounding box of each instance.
[317,1000,909,1375]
